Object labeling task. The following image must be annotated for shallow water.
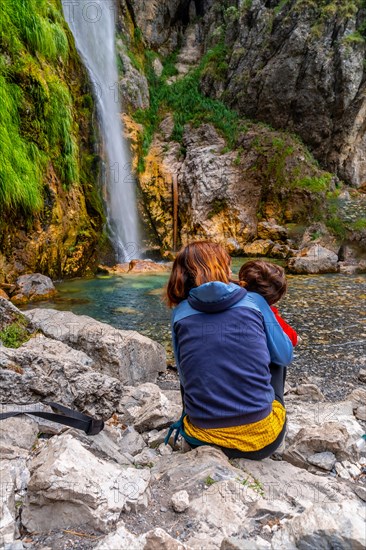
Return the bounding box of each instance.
[26,261,366,400]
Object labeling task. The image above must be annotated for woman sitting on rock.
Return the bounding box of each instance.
[165,241,293,459]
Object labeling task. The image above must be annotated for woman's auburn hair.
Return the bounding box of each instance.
[166,241,231,307]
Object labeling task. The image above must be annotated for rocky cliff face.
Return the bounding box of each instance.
[115,0,366,256]
[122,0,366,187]
[202,0,366,188]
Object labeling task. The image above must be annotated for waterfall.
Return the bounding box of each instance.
[61,0,140,261]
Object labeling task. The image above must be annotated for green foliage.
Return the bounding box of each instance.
[0,0,69,62]
[342,31,365,44]
[204,475,216,486]
[292,0,358,17]
[0,319,31,348]
[350,218,366,231]
[237,476,265,496]
[0,0,80,215]
[274,0,290,15]
[134,44,243,169]
[0,76,43,212]
[326,216,348,239]
[294,173,333,192]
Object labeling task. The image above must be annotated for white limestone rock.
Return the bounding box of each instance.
[22,434,150,533]
[171,490,190,513]
[25,308,166,385]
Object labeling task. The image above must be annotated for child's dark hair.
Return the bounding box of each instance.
[238,260,287,305]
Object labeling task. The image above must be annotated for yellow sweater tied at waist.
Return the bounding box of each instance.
[183,400,286,452]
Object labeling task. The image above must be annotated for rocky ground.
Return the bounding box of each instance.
[0,297,366,550]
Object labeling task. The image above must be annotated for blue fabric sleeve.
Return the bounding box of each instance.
[247,292,293,367]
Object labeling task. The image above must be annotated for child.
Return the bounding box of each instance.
[238,260,298,346]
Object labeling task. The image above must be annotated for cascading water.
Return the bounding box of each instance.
[61,0,140,261]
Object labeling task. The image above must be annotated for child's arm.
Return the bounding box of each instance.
[246,292,293,367]
[270,306,298,346]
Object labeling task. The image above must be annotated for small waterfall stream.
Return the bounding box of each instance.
[61,0,140,261]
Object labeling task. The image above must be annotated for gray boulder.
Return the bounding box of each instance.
[287,245,339,274]
[271,501,366,549]
[22,434,151,533]
[0,336,122,417]
[11,274,56,304]
[25,308,166,385]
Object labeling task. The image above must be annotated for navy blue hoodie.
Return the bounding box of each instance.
[172,282,293,429]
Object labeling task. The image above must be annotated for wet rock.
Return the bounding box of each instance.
[307,451,336,472]
[11,274,56,305]
[120,383,181,431]
[171,490,190,513]
[25,308,166,385]
[243,240,274,257]
[270,501,366,549]
[22,434,150,533]
[287,245,339,274]
[257,221,288,242]
[0,336,121,417]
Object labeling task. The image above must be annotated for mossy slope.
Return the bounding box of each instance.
[0,0,105,281]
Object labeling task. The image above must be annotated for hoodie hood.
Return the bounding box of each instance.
[188,282,247,313]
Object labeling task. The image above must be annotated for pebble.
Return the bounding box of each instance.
[171,490,190,513]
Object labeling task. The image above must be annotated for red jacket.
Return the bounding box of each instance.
[270,306,298,346]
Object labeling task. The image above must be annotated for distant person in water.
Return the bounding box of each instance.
[165,241,293,460]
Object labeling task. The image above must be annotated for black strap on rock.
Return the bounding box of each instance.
[0,401,104,436]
